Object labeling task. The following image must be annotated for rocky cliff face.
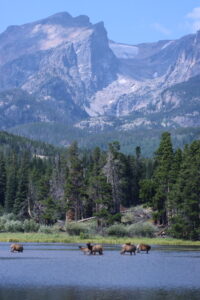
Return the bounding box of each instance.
[0,12,117,125]
[86,31,200,128]
[0,12,200,131]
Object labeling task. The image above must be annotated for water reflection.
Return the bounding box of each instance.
[0,287,200,300]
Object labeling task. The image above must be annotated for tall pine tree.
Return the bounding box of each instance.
[64,142,84,221]
[152,132,174,225]
[5,152,18,212]
[13,152,30,217]
[0,153,7,208]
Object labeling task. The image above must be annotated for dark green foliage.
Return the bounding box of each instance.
[168,141,200,239]
[104,141,126,214]
[0,130,199,240]
[13,152,30,217]
[139,179,156,204]
[5,152,18,212]
[40,197,57,225]
[86,147,112,222]
[152,132,174,225]
[64,141,84,221]
[0,153,6,207]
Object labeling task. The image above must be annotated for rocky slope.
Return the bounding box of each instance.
[0,12,200,132]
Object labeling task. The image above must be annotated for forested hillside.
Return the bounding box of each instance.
[0,131,59,156]
[8,123,200,157]
[0,131,199,240]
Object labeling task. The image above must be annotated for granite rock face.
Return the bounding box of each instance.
[0,12,200,131]
[0,12,117,125]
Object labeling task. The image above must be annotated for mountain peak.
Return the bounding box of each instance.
[40,12,91,27]
[41,12,72,24]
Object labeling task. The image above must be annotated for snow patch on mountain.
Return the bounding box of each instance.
[109,41,139,58]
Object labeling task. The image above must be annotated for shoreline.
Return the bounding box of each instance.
[0,232,199,246]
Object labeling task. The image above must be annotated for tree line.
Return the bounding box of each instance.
[0,131,199,240]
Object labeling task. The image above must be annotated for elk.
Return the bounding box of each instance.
[120,243,136,255]
[136,243,151,254]
[78,246,90,255]
[10,244,23,253]
[87,243,103,255]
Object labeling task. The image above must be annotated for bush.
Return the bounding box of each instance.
[106,224,128,237]
[0,213,16,222]
[4,220,24,232]
[79,232,90,239]
[38,225,56,234]
[127,222,156,237]
[38,224,61,234]
[0,218,5,231]
[121,213,135,224]
[23,219,40,232]
[65,222,89,236]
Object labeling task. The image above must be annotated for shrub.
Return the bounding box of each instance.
[83,221,98,235]
[65,222,89,236]
[0,218,5,231]
[121,213,135,224]
[4,220,24,232]
[38,224,61,234]
[79,232,89,239]
[127,222,156,237]
[38,225,55,234]
[23,219,40,232]
[106,224,128,237]
[0,213,16,222]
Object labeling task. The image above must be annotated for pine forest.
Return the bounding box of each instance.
[0,131,199,240]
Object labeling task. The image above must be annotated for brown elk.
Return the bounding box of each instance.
[136,243,151,254]
[120,243,136,255]
[78,246,90,255]
[87,243,103,255]
[10,244,23,253]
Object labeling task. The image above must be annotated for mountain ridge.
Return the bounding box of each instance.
[0,12,200,143]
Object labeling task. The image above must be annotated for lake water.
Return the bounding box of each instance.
[0,242,199,300]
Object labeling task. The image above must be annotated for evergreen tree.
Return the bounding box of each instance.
[35,167,53,223]
[13,152,30,217]
[139,179,156,205]
[167,148,182,220]
[152,132,174,225]
[40,196,57,225]
[132,146,144,205]
[169,141,200,239]
[5,152,18,212]
[64,142,84,221]
[87,147,112,217]
[119,154,133,207]
[0,153,7,208]
[103,141,123,214]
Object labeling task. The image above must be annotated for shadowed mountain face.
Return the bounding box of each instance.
[0,12,200,133]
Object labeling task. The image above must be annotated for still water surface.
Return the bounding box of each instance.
[0,243,199,299]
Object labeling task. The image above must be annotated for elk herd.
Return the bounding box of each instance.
[9,242,151,255]
[79,242,151,255]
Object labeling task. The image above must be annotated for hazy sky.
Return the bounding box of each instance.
[1,0,200,44]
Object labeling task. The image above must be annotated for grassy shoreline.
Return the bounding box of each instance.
[0,232,199,246]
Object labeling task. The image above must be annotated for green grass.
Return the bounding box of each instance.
[0,232,199,246]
